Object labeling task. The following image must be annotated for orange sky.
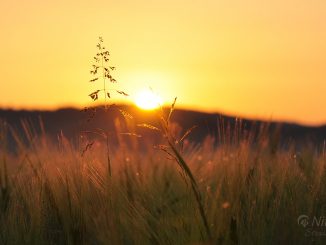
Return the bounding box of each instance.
[1,0,326,125]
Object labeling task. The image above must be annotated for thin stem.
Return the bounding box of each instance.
[157,112,211,238]
[102,56,107,106]
[167,139,212,240]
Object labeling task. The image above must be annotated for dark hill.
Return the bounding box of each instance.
[1,106,325,151]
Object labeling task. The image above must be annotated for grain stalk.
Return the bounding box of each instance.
[85,37,129,178]
[159,101,212,239]
[138,99,212,239]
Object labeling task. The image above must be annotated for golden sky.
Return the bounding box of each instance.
[1,0,326,125]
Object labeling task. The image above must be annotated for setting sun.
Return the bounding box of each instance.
[135,89,163,110]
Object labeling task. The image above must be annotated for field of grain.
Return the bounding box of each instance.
[0,119,325,245]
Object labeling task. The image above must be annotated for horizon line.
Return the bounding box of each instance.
[1,103,325,128]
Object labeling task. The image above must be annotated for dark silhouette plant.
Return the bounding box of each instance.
[84,37,130,178]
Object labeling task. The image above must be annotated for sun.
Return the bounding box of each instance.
[135,89,163,110]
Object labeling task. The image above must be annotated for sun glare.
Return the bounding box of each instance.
[135,89,162,110]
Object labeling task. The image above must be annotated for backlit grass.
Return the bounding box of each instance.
[0,121,325,244]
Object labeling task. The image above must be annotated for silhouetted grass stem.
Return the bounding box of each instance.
[167,139,212,240]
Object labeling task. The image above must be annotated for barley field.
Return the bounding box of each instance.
[0,119,325,245]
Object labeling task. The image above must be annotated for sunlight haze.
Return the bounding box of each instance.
[1,0,326,125]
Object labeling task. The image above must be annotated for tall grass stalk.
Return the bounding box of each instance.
[156,101,212,239]
[85,37,129,182]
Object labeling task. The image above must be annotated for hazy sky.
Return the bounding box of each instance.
[1,0,326,125]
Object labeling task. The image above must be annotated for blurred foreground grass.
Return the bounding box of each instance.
[0,121,326,245]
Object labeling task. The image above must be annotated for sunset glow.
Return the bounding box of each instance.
[135,89,162,110]
[1,0,326,125]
